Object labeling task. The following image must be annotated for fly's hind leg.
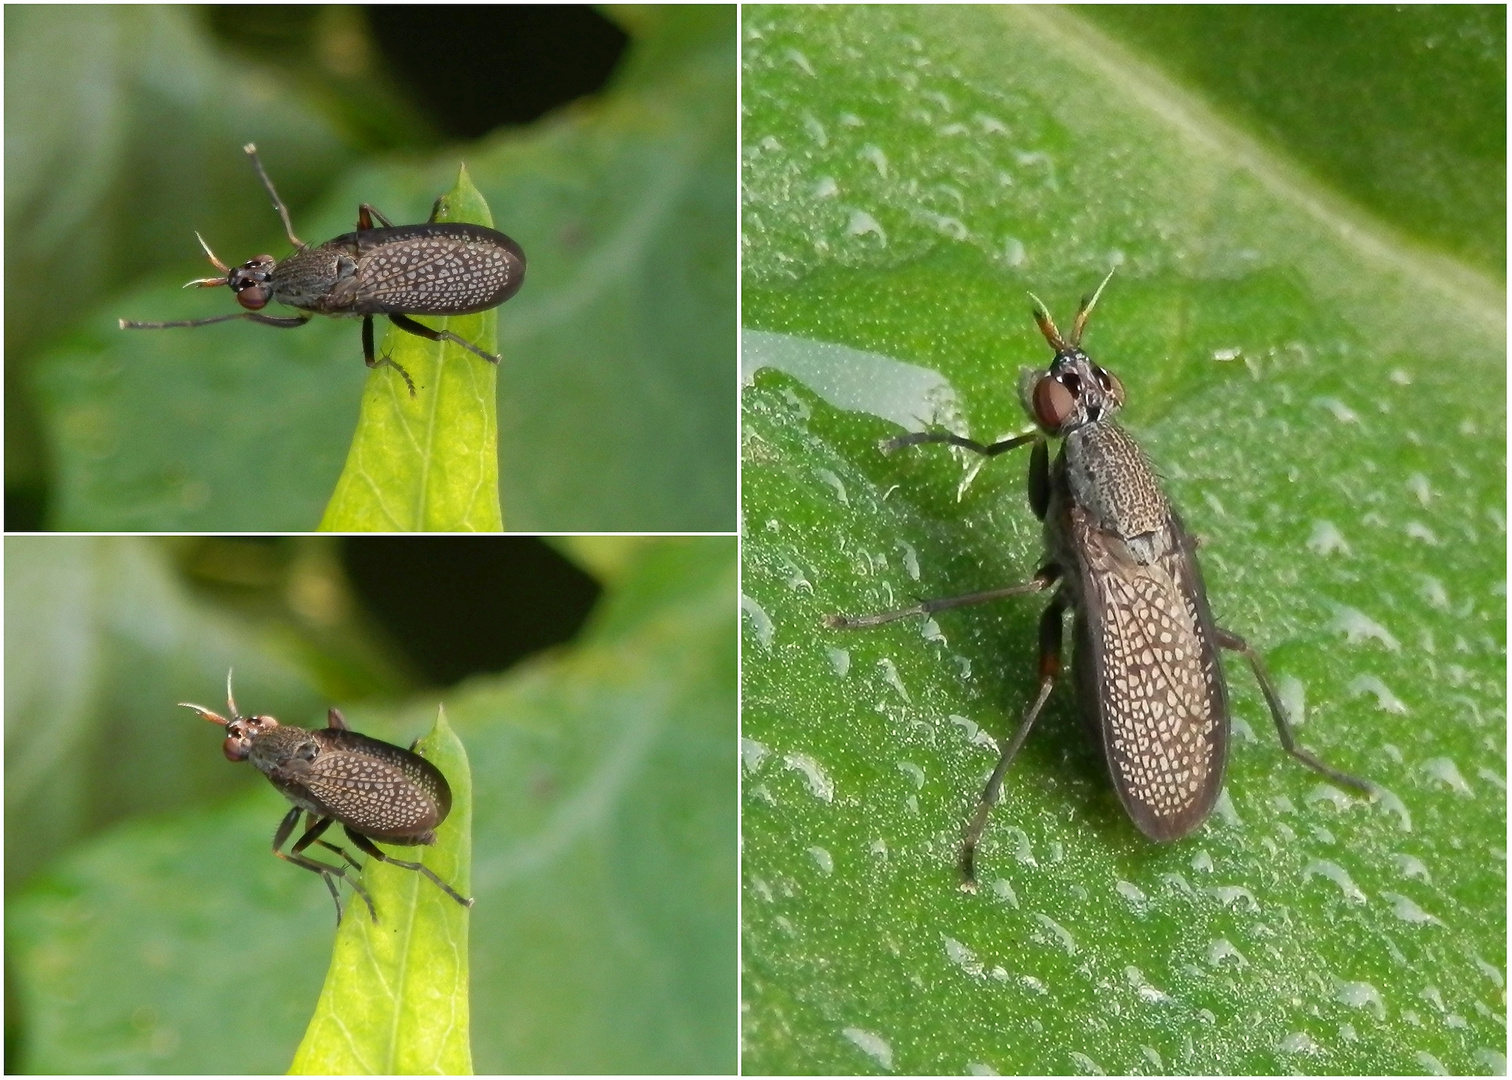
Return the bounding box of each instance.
[342,827,474,909]
[1214,627,1375,796]
[388,312,501,365]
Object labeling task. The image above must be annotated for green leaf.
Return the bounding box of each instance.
[741,6,1504,1076]
[1075,5,1506,278]
[26,7,736,532]
[7,537,736,1073]
[318,166,503,532]
[289,708,473,1074]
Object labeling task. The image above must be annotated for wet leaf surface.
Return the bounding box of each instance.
[741,7,1504,1075]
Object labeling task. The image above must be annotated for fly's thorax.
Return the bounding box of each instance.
[246,723,321,781]
[270,246,355,310]
[1062,419,1170,549]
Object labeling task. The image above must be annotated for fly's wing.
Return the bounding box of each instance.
[302,729,449,840]
[1072,508,1229,840]
[351,224,524,314]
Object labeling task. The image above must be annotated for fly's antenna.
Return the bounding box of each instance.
[223,667,241,719]
[1028,291,1067,353]
[1070,267,1116,347]
[183,232,232,288]
[177,668,242,725]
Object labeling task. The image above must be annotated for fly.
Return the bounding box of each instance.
[121,144,525,396]
[827,272,1374,885]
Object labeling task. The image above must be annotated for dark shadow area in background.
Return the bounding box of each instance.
[342,536,601,686]
[368,5,629,139]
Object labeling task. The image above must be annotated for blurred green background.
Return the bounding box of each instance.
[6,5,736,531]
[742,5,1503,1075]
[6,535,736,1072]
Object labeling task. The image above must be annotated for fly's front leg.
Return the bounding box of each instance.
[243,142,304,248]
[959,588,1070,889]
[120,312,311,331]
[362,314,417,397]
[388,312,501,365]
[882,430,1039,457]
[1214,626,1375,796]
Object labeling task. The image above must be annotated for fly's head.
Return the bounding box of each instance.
[183,232,276,311]
[179,669,280,763]
[1018,269,1126,438]
[1018,349,1126,438]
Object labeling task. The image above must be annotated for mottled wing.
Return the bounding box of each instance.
[301,730,448,840]
[1073,508,1229,840]
[352,224,524,314]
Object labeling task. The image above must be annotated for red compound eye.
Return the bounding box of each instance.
[1032,375,1076,432]
[235,284,269,310]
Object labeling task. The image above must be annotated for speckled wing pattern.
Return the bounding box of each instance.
[355,227,518,314]
[1075,510,1229,840]
[301,738,444,840]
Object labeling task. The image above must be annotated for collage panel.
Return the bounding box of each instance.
[5,535,736,1073]
[8,5,734,534]
[740,5,1504,1076]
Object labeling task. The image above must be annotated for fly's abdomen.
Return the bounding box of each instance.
[1075,512,1229,840]
[302,730,452,841]
[350,224,525,315]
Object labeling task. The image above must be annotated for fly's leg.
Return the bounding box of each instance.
[1214,627,1375,796]
[243,143,304,248]
[356,204,396,230]
[841,427,1059,882]
[120,312,311,331]
[881,430,1038,457]
[273,809,377,925]
[824,567,1057,630]
[353,205,396,259]
[959,589,1070,889]
[343,827,474,909]
[314,838,363,871]
[362,314,417,397]
[833,428,1048,625]
[388,312,501,365]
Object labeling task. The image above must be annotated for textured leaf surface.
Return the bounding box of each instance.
[319,166,503,531]
[741,6,1505,1076]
